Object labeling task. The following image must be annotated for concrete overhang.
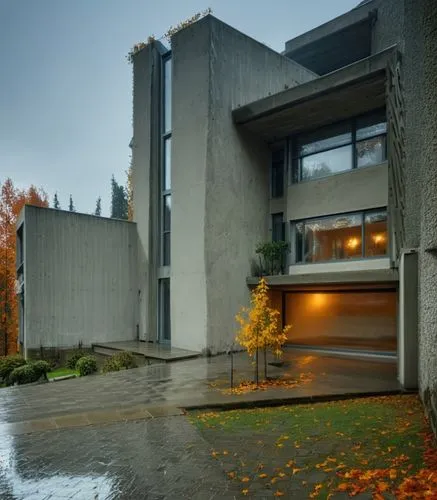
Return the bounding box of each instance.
[246,268,399,288]
[283,2,377,75]
[233,46,396,143]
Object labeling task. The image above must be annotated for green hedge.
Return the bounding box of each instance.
[76,355,98,376]
[66,350,86,369]
[0,355,26,384]
[102,351,137,373]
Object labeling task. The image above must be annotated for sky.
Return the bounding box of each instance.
[0,0,358,217]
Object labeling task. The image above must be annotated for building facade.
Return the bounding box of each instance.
[17,0,437,429]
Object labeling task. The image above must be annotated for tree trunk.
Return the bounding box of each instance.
[264,345,267,380]
[255,348,259,386]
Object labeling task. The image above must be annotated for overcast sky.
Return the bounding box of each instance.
[0,0,358,217]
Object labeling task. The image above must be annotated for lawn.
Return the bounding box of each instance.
[47,367,78,379]
[190,395,437,498]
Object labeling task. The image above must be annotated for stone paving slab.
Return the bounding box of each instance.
[0,405,184,436]
[0,416,241,499]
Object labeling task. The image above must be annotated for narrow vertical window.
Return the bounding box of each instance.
[272,213,284,242]
[163,57,172,134]
[160,55,172,267]
[271,149,285,198]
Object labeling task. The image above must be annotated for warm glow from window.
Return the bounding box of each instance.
[346,237,361,250]
[372,233,386,244]
[311,293,327,309]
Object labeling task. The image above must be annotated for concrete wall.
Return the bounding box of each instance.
[404,0,437,434]
[170,16,315,353]
[287,163,388,222]
[205,17,316,353]
[22,206,138,352]
[171,20,210,352]
[372,0,405,54]
[131,45,153,341]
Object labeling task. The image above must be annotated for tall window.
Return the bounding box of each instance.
[161,55,172,266]
[271,148,285,198]
[272,213,285,242]
[292,110,387,183]
[294,209,388,264]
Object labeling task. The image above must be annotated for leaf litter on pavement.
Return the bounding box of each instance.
[190,395,437,498]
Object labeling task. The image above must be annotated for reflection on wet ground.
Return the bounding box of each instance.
[0,417,239,499]
[0,350,399,499]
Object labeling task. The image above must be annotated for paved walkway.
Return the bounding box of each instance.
[0,350,399,426]
[0,350,400,499]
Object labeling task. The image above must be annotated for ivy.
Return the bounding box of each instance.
[127,8,212,63]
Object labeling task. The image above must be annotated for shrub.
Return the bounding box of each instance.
[66,350,86,369]
[102,351,137,374]
[76,355,97,376]
[9,364,39,385]
[30,360,51,380]
[114,351,137,369]
[0,355,26,383]
[102,356,122,373]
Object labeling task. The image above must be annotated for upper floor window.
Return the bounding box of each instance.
[292,110,387,183]
[163,56,172,134]
[294,209,388,264]
[271,148,285,198]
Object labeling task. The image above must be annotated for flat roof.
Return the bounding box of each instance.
[233,47,396,142]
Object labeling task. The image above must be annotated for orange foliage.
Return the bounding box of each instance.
[0,178,48,355]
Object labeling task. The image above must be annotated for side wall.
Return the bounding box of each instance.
[171,20,210,352]
[23,206,138,351]
[204,17,316,353]
[131,45,153,341]
[407,0,437,434]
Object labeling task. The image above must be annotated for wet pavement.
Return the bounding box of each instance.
[0,350,399,499]
[0,349,398,426]
[0,416,241,499]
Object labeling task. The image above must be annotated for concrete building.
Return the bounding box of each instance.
[17,0,436,429]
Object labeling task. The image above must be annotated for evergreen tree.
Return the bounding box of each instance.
[69,194,75,212]
[94,197,102,216]
[110,175,128,220]
[53,192,60,209]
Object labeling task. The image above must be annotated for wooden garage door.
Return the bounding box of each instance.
[284,290,397,352]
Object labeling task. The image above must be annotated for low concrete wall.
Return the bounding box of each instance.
[287,163,388,222]
[22,206,138,353]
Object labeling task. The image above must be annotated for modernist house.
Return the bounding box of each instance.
[16,0,437,427]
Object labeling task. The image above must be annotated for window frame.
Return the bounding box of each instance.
[291,109,387,184]
[160,52,172,267]
[293,207,388,265]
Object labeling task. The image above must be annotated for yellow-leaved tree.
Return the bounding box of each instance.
[236,278,290,385]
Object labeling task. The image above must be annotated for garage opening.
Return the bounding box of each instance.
[284,290,397,353]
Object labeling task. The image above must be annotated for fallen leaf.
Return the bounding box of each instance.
[241,476,250,483]
[241,489,249,496]
[274,491,285,497]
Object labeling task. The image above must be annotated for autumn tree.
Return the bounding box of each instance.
[0,179,48,355]
[53,192,60,209]
[235,278,290,385]
[68,194,75,212]
[94,197,102,216]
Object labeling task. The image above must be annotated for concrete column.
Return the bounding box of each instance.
[398,249,418,389]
